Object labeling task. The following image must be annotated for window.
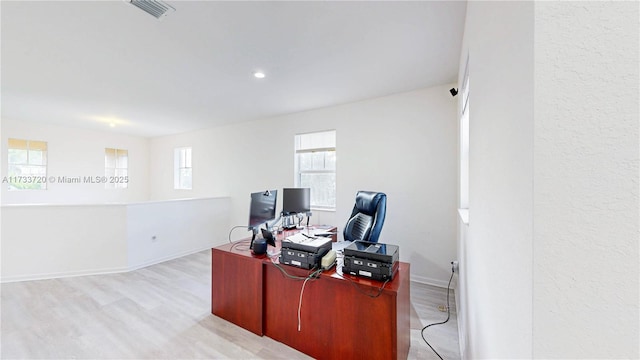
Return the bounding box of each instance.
[459,57,470,220]
[174,147,192,190]
[7,138,48,190]
[295,130,336,210]
[105,148,128,189]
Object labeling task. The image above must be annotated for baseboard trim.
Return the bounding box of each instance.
[0,247,215,284]
[0,266,130,283]
[127,246,212,271]
[411,274,452,288]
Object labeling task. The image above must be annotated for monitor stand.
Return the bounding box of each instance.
[282,214,298,229]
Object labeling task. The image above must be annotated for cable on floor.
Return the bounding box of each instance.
[421,266,455,360]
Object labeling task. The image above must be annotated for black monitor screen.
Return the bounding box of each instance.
[282,188,311,214]
[248,190,277,230]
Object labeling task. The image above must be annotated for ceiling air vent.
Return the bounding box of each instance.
[128,0,175,19]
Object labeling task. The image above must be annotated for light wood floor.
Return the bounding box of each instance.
[1,250,459,359]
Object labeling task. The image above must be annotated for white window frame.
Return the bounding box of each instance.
[294,130,336,211]
[7,138,48,190]
[105,148,128,189]
[174,147,192,190]
[459,56,470,224]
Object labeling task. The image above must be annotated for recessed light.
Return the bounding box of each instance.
[109,123,116,128]
[253,71,266,79]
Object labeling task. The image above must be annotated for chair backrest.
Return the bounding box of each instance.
[343,191,387,243]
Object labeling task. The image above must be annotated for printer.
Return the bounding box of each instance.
[280,233,332,270]
[343,241,399,281]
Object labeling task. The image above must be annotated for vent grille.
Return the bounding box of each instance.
[129,0,175,19]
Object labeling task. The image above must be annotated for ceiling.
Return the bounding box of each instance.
[1,0,466,138]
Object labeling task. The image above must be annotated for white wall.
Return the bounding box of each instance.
[456,1,534,358]
[1,198,231,282]
[1,118,150,204]
[150,86,458,285]
[533,2,639,358]
[457,1,639,359]
[1,204,128,281]
[127,197,231,269]
[0,120,236,282]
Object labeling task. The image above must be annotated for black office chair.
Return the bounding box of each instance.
[343,191,387,243]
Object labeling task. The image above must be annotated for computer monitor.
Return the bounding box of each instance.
[282,187,311,215]
[282,187,311,229]
[248,190,277,245]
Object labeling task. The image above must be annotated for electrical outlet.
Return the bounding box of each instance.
[451,260,459,273]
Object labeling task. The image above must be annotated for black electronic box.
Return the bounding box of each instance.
[280,236,332,270]
[343,241,399,281]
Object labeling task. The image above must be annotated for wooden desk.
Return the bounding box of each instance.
[211,226,410,359]
[211,226,336,336]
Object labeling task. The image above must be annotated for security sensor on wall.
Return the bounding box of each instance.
[450,88,458,97]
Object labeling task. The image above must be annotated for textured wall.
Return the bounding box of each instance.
[534,1,639,358]
[457,1,639,358]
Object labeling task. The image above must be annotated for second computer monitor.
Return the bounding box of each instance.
[282,187,311,215]
[249,190,278,231]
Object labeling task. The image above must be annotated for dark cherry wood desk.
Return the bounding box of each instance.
[211,226,410,360]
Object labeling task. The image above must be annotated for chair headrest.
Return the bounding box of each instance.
[355,191,386,215]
